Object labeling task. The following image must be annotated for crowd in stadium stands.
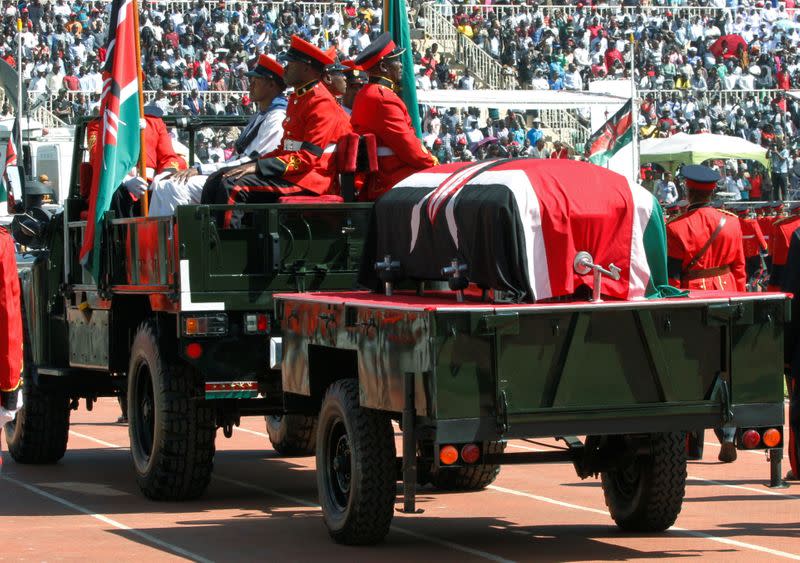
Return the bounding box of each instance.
[5,0,800,199]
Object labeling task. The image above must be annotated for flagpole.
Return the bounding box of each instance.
[15,17,22,187]
[131,0,147,215]
[630,32,639,185]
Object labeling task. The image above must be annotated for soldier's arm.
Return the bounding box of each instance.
[377,97,436,169]
[0,231,23,410]
[666,224,684,287]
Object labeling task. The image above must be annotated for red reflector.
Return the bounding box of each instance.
[461,443,481,464]
[439,445,458,465]
[186,342,203,359]
[257,314,268,332]
[763,428,781,448]
[742,429,761,449]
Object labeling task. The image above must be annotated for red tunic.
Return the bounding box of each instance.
[142,115,186,177]
[768,216,800,290]
[667,205,746,291]
[257,81,352,196]
[739,216,768,258]
[350,79,435,201]
[758,214,779,254]
[0,228,22,403]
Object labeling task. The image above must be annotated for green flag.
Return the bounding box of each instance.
[384,0,422,137]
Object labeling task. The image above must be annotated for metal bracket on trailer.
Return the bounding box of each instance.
[397,371,423,514]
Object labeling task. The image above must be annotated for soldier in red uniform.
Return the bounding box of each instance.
[667,165,746,292]
[667,165,746,463]
[201,35,352,218]
[0,225,23,458]
[350,32,436,201]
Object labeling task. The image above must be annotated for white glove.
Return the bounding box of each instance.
[123,175,148,198]
[0,389,22,426]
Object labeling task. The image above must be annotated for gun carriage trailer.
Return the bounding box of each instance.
[2,121,790,546]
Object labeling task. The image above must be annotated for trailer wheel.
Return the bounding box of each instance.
[601,432,687,532]
[429,441,505,491]
[316,379,396,545]
[266,414,317,456]
[128,321,216,501]
[5,384,70,464]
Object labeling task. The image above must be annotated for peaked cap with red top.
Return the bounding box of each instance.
[354,32,405,70]
[283,35,335,70]
[246,54,284,80]
[681,164,720,192]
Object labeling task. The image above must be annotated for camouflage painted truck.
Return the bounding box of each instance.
[4,121,788,546]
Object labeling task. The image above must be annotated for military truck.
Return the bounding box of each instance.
[7,115,372,499]
[4,117,788,548]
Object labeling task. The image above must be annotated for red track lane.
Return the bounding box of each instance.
[2,398,798,562]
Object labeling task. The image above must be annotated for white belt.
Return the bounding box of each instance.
[283,140,336,154]
[377,146,395,156]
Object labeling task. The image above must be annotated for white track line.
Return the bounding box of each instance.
[214,475,514,563]
[688,476,800,500]
[233,426,268,438]
[0,474,213,563]
[69,430,127,449]
[488,485,800,560]
[68,429,514,563]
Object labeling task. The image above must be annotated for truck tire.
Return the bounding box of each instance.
[429,441,505,491]
[265,414,317,456]
[601,432,687,532]
[316,379,396,545]
[5,384,70,464]
[128,322,216,501]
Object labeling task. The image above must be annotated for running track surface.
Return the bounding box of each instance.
[2,398,798,562]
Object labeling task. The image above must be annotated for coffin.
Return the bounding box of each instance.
[359,158,671,302]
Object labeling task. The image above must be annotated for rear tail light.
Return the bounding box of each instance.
[763,428,782,448]
[183,313,228,336]
[185,342,203,359]
[439,445,459,465]
[244,313,270,334]
[742,429,761,449]
[460,443,481,464]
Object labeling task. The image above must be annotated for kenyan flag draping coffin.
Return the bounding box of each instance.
[359,158,670,302]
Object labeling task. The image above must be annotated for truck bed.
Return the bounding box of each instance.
[275,289,788,442]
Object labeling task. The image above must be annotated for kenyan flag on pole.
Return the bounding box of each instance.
[587,100,633,167]
[78,0,142,279]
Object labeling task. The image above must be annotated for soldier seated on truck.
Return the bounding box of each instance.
[200,35,352,219]
[148,54,288,217]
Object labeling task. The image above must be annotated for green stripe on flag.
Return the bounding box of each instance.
[643,197,687,298]
[588,127,632,167]
[88,94,141,277]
